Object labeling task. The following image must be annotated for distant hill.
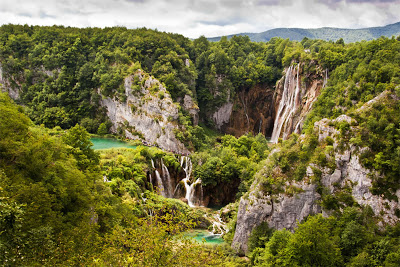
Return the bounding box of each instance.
[208,21,400,43]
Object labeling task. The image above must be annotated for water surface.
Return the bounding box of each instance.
[91,138,137,150]
[181,229,225,245]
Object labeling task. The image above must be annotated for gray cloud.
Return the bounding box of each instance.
[17,12,32,18]
[0,0,399,38]
[256,0,286,5]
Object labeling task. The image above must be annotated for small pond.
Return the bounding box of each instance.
[180,229,225,245]
[91,138,137,150]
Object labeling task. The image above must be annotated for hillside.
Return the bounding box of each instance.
[208,21,400,43]
[2,24,400,266]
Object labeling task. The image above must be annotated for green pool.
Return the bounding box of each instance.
[90,138,137,150]
[181,229,225,245]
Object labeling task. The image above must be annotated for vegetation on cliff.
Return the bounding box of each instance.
[0,93,248,266]
[2,23,400,266]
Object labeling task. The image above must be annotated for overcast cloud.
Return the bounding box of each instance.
[0,0,399,38]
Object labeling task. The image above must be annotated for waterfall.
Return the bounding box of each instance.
[270,65,302,143]
[212,213,228,235]
[240,95,250,132]
[323,68,328,88]
[161,158,173,198]
[181,156,202,207]
[154,169,166,197]
[149,156,203,207]
[151,159,166,197]
[103,175,110,183]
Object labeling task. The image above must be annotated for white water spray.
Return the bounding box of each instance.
[323,68,328,88]
[181,156,202,207]
[152,159,166,197]
[211,213,228,235]
[161,158,173,198]
[270,65,302,143]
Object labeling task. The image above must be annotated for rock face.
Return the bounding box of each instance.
[232,179,321,255]
[213,102,234,130]
[232,113,400,255]
[210,62,325,139]
[316,114,400,225]
[0,63,20,100]
[100,70,189,153]
[271,62,325,142]
[222,86,275,137]
[182,95,200,126]
[202,177,241,207]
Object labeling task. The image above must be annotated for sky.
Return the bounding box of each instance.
[0,0,399,38]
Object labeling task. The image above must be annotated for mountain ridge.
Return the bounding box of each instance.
[208,21,400,43]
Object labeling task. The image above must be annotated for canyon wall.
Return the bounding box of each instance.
[231,101,400,255]
[100,70,189,153]
[211,62,326,140]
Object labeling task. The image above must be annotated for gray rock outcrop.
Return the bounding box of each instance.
[100,70,189,153]
[232,178,321,255]
[232,114,400,254]
[0,63,20,100]
[212,102,233,129]
[182,95,199,126]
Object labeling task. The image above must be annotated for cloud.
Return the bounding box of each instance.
[125,0,145,3]
[0,0,399,38]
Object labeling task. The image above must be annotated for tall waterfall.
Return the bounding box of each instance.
[181,156,202,207]
[155,169,166,197]
[161,158,173,198]
[149,156,202,207]
[270,65,301,143]
[152,159,166,197]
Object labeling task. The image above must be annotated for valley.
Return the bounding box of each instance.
[1,24,400,266]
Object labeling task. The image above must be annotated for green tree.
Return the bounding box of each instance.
[63,124,99,170]
[282,215,343,266]
[97,122,108,135]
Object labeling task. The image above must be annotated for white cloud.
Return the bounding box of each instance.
[0,0,399,38]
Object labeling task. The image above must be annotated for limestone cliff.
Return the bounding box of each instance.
[211,61,325,139]
[181,95,200,126]
[221,86,275,138]
[100,70,189,153]
[271,62,326,142]
[232,109,400,255]
[0,63,20,100]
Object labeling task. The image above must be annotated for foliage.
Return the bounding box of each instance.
[249,206,400,267]
[192,133,269,198]
[0,93,236,265]
[0,25,196,130]
[247,221,274,253]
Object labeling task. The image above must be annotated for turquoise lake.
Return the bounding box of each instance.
[181,229,225,245]
[90,138,137,150]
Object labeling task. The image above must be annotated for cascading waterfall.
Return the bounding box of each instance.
[240,95,250,132]
[323,68,328,88]
[161,158,173,198]
[212,213,228,235]
[180,156,202,207]
[270,65,302,143]
[149,156,202,207]
[152,159,166,197]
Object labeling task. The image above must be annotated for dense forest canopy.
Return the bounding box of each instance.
[2,24,400,266]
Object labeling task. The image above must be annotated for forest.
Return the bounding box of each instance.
[1,24,400,266]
